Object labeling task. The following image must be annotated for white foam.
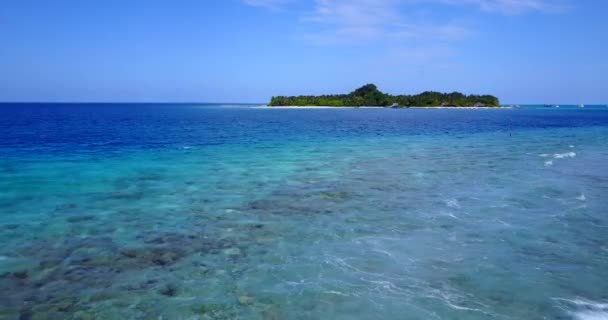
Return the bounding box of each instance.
[444,301,484,312]
[445,199,461,208]
[577,194,587,201]
[545,160,554,166]
[324,290,351,297]
[554,298,608,320]
[437,289,488,315]
[495,219,511,227]
[570,145,576,148]
[540,154,550,157]
[372,248,396,258]
[554,152,577,159]
[573,310,608,320]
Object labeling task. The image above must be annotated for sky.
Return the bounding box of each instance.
[0,0,606,104]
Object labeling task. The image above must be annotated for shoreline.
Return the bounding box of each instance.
[256,105,508,109]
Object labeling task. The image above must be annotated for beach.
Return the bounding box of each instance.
[259,106,508,109]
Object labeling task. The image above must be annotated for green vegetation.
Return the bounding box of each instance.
[269,84,500,107]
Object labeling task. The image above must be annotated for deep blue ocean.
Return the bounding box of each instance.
[1,103,607,319]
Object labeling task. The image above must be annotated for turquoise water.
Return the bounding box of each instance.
[1,104,608,319]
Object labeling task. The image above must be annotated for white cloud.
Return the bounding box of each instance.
[303,0,471,44]
[242,0,571,85]
[299,0,569,44]
[307,0,400,26]
[244,0,568,15]
[437,0,568,14]
[242,0,290,10]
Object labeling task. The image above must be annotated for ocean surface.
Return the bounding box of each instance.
[1,103,607,320]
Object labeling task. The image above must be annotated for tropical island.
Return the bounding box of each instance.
[269,84,500,108]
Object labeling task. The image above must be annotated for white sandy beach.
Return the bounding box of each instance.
[255,105,509,109]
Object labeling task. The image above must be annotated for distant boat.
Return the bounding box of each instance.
[554,105,560,108]
[578,104,585,108]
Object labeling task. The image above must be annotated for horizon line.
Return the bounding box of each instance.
[1,102,607,105]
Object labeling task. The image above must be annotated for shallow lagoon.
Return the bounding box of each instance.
[1,104,607,319]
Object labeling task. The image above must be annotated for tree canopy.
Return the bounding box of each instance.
[269,84,500,107]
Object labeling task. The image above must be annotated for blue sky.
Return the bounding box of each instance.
[0,0,606,103]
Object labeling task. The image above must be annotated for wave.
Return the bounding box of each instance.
[444,198,461,208]
[554,152,577,159]
[542,151,576,166]
[554,298,608,320]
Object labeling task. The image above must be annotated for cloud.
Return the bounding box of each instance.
[242,0,571,87]
[244,0,568,15]
[299,0,569,44]
[242,0,290,10]
[437,0,568,15]
[307,0,400,26]
[303,0,471,44]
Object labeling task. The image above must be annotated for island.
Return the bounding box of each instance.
[269,84,500,108]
